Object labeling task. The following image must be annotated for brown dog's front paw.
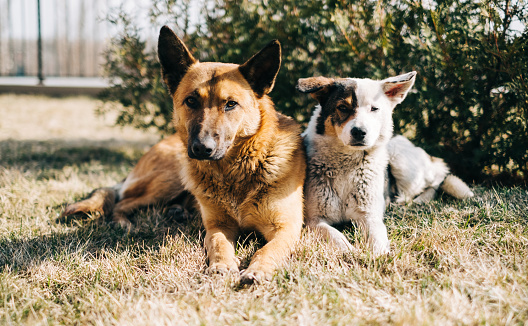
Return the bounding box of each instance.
[166,204,192,223]
[206,262,239,276]
[60,202,96,219]
[239,268,273,285]
[111,214,133,232]
[60,204,78,217]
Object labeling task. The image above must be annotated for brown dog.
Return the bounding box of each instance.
[62,26,306,284]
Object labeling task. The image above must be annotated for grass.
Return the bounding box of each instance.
[0,94,527,325]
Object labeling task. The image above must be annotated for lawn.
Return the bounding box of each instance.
[0,94,526,325]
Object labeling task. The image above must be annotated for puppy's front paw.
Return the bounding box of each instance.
[371,241,390,256]
[239,268,273,285]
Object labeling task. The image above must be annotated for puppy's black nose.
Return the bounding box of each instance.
[191,138,216,159]
[351,127,366,141]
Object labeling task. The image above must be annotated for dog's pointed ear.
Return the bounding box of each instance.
[158,25,197,95]
[239,40,281,97]
[382,71,416,104]
[296,76,335,104]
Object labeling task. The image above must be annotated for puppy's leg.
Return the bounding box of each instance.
[305,178,351,250]
[394,194,411,204]
[413,187,437,204]
[308,220,354,252]
[367,217,390,256]
[357,211,390,256]
[202,206,240,275]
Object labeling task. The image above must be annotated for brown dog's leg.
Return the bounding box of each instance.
[202,206,240,275]
[238,183,304,284]
[204,227,240,274]
[111,195,164,230]
[61,187,117,219]
[240,221,301,284]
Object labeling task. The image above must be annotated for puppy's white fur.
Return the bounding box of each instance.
[300,72,417,255]
[388,135,474,204]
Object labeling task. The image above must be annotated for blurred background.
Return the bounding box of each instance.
[0,0,526,184]
[0,0,199,77]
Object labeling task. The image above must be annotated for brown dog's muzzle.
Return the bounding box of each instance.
[189,135,217,160]
[188,132,232,161]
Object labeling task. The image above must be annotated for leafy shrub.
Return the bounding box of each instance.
[100,0,528,183]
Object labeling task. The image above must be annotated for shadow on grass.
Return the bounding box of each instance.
[0,138,199,272]
[0,138,152,174]
[0,212,272,274]
[0,210,205,273]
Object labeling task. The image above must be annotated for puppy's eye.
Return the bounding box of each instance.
[225,100,238,111]
[336,105,348,112]
[184,96,199,109]
[371,106,379,112]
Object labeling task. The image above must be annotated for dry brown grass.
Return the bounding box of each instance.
[0,94,527,325]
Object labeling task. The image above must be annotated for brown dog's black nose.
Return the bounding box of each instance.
[351,127,366,141]
[190,138,216,160]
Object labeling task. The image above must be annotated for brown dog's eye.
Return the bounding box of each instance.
[184,96,199,109]
[225,101,238,111]
[371,106,379,112]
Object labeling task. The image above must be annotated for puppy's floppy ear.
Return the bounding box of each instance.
[158,25,197,95]
[296,76,335,104]
[239,40,281,97]
[382,71,416,104]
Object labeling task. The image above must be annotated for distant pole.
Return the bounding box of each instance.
[7,0,13,76]
[54,0,60,76]
[79,0,85,77]
[37,0,44,85]
[64,0,71,76]
[21,0,26,76]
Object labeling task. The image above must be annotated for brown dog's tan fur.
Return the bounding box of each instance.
[61,134,186,226]
[62,26,305,284]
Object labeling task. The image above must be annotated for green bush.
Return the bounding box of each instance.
[100,0,528,183]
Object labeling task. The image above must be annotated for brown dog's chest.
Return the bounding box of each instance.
[186,150,281,224]
[203,170,263,209]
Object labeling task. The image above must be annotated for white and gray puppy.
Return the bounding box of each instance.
[387,135,474,204]
[297,72,417,255]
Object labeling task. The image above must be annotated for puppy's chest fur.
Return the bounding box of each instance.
[305,135,387,221]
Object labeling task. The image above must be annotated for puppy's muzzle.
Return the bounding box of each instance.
[351,127,367,145]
